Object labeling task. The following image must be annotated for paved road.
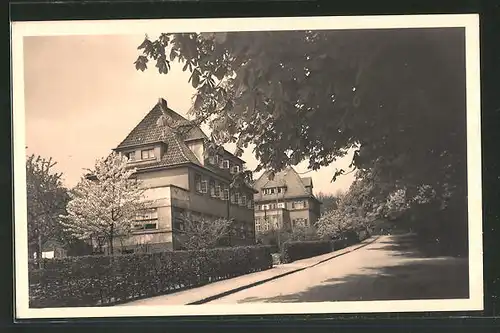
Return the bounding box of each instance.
[207,234,469,303]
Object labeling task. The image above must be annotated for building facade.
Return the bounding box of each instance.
[109,98,256,253]
[253,167,322,233]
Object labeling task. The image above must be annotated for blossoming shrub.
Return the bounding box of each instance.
[281,240,333,263]
[28,245,273,308]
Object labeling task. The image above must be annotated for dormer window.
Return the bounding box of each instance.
[125,151,136,161]
[231,165,241,174]
[222,160,230,169]
[141,149,155,160]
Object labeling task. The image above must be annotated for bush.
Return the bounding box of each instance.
[281,240,333,263]
[28,245,272,308]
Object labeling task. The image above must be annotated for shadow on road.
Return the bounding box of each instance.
[237,234,469,303]
[367,233,468,259]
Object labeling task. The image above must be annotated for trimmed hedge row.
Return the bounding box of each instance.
[29,245,272,308]
[281,232,370,263]
[281,240,333,263]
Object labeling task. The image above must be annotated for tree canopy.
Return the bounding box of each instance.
[135,28,468,251]
[61,152,146,255]
[26,154,69,259]
[135,28,466,201]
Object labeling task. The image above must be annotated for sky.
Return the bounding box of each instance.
[23,34,356,195]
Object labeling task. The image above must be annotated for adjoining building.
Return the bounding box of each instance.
[108,98,256,253]
[253,167,322,233]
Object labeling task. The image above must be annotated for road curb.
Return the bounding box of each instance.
[187,236,380,305]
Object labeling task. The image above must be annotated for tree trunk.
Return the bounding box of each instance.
[37,232,42,268]
[109,223,114,256]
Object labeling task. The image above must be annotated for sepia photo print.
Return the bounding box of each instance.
[11,14,482,319]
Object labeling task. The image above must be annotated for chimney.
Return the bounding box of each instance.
[158,98,168,111]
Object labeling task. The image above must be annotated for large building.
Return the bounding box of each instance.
[108,98,256,253]
[253,167,322,233]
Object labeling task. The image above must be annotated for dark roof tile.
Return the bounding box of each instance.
[253,167,317,202]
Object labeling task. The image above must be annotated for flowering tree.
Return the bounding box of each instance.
[26,154,69,260]
[315,209,354,240]
[289,224,318,242]
[61,152,146,255]
[382,188,409,220]
[173,214,232,250]
[315,174,388,240]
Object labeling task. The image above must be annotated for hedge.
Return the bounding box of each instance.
[29,245,272,308]
[281,240,333,263]
[280,231,371,263]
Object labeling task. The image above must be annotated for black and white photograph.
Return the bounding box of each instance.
[11,14,482,319]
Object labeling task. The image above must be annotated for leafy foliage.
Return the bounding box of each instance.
[29,245,273,307]
[315,173,384,239]
[136,29,468,253]
[26,154,69,259]
[61,152,146,255]
[316,191,340,215]
[288,224,319,242]
[135,30,466,196]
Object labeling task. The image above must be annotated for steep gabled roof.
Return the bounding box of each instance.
[253,166,317,202]
[301,177,313,188]
[114,99,205,170]
[116,98,207,149]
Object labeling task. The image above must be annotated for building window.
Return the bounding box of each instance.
[215,184,221,198]
[231,165,241,174]
[277,202,285,208]
[173,207,186,231]
[195,174,202,193]
[240,195,247,207]
[292,218,308,228]
[209,179,216,197]
[234,193,240,205]
[201,180,208,194]
[133,208,158,231]
[292,201,306,209]
[125,151,136,161]
[141,149,155,160]
[222,160,230,169]
[247,199,254,210]
[222,188,230,201]
[208,154,215,165]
